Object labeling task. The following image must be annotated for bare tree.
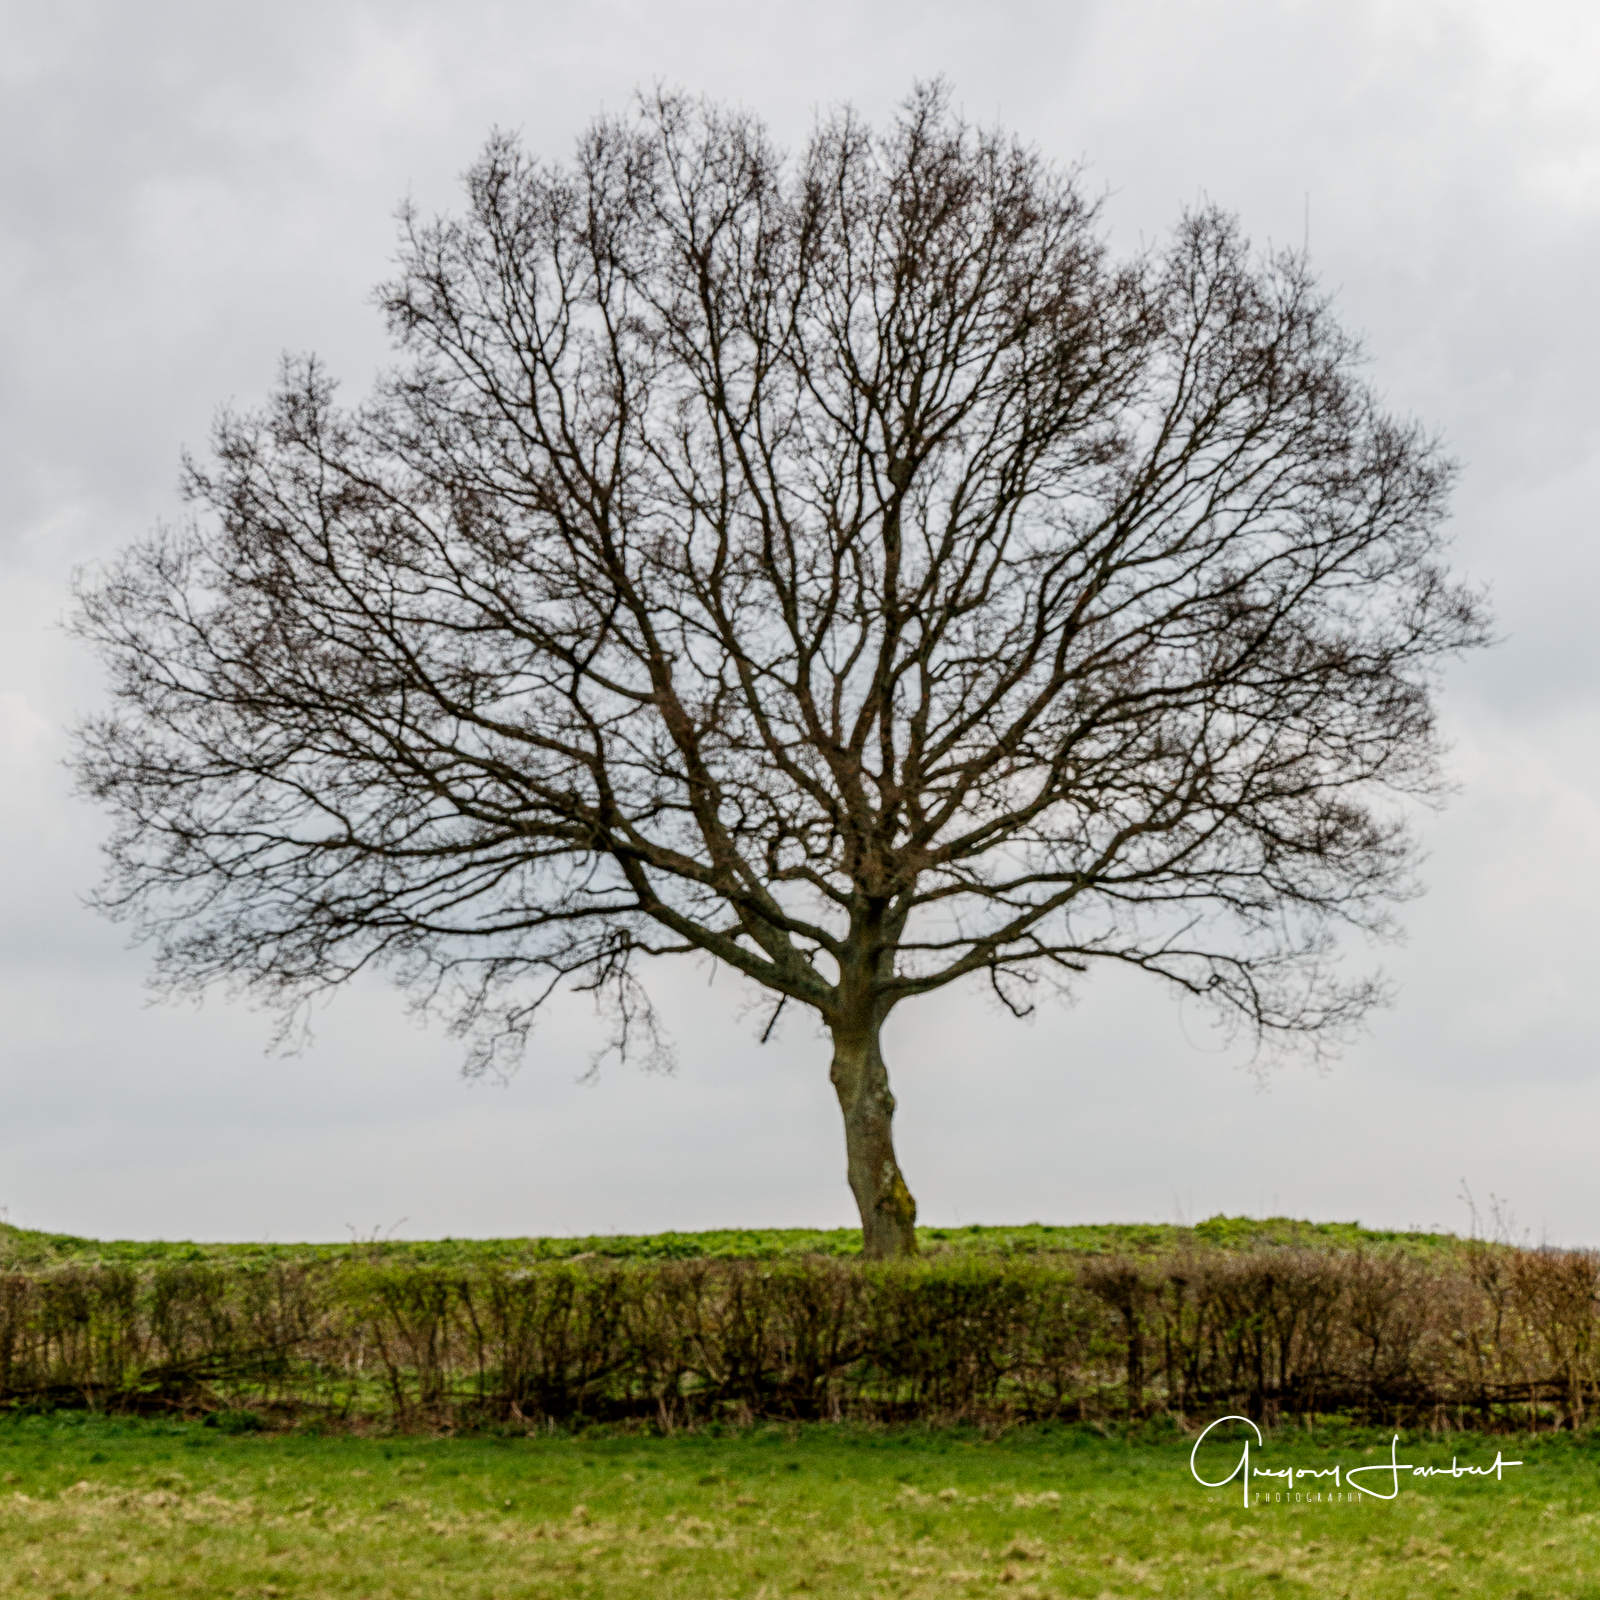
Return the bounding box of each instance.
[73,85,1488,1257]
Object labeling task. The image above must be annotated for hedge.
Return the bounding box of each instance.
[1,1245,1594,1431]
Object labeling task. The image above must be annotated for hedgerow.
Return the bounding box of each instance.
[1,1242,1594,1431]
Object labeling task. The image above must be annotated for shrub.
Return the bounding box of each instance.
[0,1244,1593,1431]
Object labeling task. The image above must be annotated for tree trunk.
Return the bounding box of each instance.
[829,1022,918,1259]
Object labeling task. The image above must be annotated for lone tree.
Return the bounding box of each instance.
[75,86,1487,1257]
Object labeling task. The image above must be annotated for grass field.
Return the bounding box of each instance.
[2,1413,1595,1598]
[0,1214,1467,1269]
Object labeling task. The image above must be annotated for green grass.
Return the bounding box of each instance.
[0,1214,1468,1269]
[2,1413,1594,1597]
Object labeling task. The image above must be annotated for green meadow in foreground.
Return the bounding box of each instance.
[2,1414,1595,1598]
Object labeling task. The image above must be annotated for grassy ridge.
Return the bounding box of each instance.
[1,1412,1594,1598]
[0,1214,1467,1268]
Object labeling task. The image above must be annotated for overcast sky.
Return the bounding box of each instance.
[3,0,1598,1246]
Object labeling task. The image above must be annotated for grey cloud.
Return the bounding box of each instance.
[2,0,1596,1242]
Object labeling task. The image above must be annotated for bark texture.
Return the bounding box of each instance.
[830,1025,917,1259]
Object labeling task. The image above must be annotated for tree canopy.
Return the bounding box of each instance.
[74,85,1489,1255]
